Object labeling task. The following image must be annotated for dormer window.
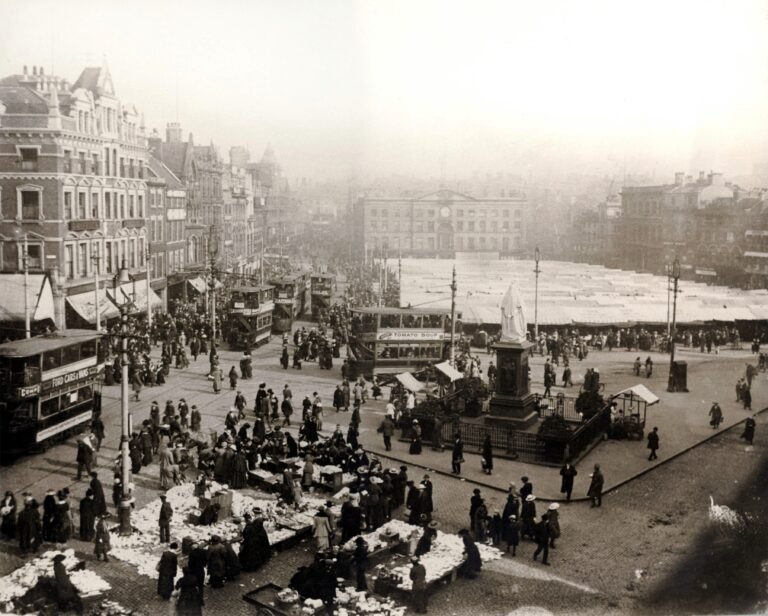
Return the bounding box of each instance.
[19,147,39,171]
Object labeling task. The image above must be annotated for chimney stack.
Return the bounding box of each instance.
[32,66,37,76]
[699,171,705,182]
[166,121,182,144]
[23,65,28,76]
[674,172,684,186]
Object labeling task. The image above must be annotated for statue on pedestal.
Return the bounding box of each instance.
[500,283,528,343]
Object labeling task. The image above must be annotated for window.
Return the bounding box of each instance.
[468,210,475,217]
[105,242,112,274]
[92,153,99,175]
[129,239,136,268]
[41,394,61,418]
[78,243,88,277]
[468,221,475,232]
[427,221,434,232]
[19,188,41,219]
[64,192,73,219]
[91,193,99,218]
[457,209,464,217]
[19,147,38,171]
[503,210,510,218]
[138,238,145,265]
[129,195,135,218]
[78,192,87,219]
[65,244,74,279]
[93,242,101,273]
[104,192,111,219]
[479,221,486,232]
[26,244,42,269]
[119,194,125,218]
[457,221,464,232]
[63,149,72,173]
[78,152,87,174]
[138,195,144,218]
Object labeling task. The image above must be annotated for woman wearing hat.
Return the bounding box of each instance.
[520,494,537,541]
[547,503,561,548]
[312,506,333,552]
[409,420,422,455]
[0,490,17,540]
[53,553,82,612]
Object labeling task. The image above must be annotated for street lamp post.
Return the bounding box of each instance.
[667,258,681,392]
[115,260,133,535]
[533,247,541,341]
[145,249,152,329]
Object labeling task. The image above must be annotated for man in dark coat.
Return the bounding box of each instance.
[587,464,604,507]
[741,415,757,445]
[340,497,363,542]
[378,415,395,451]
[91,416,105,451]
[157,542,178,600]
[533,513,551,565]
[520,476,533,501]
[42,490,56,542]
[559,464,578,501]
[53,553,82,613]
[159,494,173,543]
[469,489,483,529]
[395,466,408,509]
[90,472,108,517]
[206,535,227,588]
[17,499,41,555]
[457,529,482,578]
[76,437,93,480]
[452,433,464,475]
[647,427,660,461]
[188,543,208,595]
[175,566,204,615]
[410,557,428,613]
[79,489,96,541]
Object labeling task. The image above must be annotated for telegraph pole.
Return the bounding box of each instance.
[450,265,457,364]
[667,258,681,392]
[116,261,132,535]
[533,247,541,341]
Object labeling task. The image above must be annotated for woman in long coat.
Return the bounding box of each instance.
[53,554,82,613]
[559,463,578,501]
[131,370,143,401]
[206,536,228,588]
[312,507,332,551]
[409,421,423,455]
[0,491,16,540]
[159,444,176,490]
[481,434,493,475]
[458,530,482,578]
[547,503,561,548]
[54,490,73,543]
[79,490,96,541]
[239,517,272,572]
[230,449,249,490]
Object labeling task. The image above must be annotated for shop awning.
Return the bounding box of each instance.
[108,283,162,313]
[744,251,768,259]
[0,273,55,323]
[434,361,463,382]
[396,372,424,393]
[188,277,207,294]
[612,384,660,406]
[66,288,120,323]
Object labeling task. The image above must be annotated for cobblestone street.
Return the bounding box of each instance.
[1,327,766,614]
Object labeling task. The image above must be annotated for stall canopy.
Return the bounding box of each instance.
[396,372,424,393]
[108,283,163,313]
[66,288,120,323]
[187,277,207,294]
[612,384,660,406]
[0,274,55,323]
[434,361,463,382]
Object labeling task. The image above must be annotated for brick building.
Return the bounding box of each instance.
[0,63,153,329]
[352,188,527,258]
[569,194,622,266]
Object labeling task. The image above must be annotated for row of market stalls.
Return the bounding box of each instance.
[400,257,768,329]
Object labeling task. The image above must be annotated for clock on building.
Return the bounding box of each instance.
[439,206,451,218]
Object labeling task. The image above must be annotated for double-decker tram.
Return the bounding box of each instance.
[270,273,309,333]
[224,285,275,349]
[0,330,105,462]
[346,307,457,378]
[310,273,335,318]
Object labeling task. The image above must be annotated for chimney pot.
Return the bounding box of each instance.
[23,65,27,76]
[32,66,37,76]
[39,67,44,76]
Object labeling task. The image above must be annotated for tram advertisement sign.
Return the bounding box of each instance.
[16,365,99,398]
[377,330,445,341]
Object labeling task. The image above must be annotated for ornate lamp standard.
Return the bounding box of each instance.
[114,260,133,534]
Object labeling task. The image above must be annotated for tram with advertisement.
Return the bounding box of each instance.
[270,273,309,333]
[0,330,104,462]
[346,307,458,378]
[224,285,275,349]
[310,273,335,318]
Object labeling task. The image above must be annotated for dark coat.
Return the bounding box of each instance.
[175,572,204,615]
[481,437,493,471]
[79,497,96,541]
[90,477,107,517]
[647,430,660,451]
[452,439,464,462]
[206,543,227,578]
[559,465,578,494]
[157,550,178,599]
[587,469,604,497]
[239,520,271,571]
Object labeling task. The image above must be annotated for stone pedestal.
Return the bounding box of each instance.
[485,340,538,430]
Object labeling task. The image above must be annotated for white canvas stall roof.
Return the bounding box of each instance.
[66,288,120,323]
[0,274,55,322]
[188,277,207,294]
[744,251,768,258]
[613,384,660,406]
[396,372,424,392]
[748,304,768,319]
[108,283,162,313]
[434,361,463,382]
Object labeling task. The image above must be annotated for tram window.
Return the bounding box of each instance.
[81,340,97,359]
[41,394,61,417]
[43,349,62,370]
[78,385,92,402]
[402,314,418,328]
[62,344,81,365]
[381,314,399,328]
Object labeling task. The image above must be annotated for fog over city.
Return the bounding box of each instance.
[2,0,768,181]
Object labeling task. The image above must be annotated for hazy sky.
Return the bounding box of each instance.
[2,0,768,181]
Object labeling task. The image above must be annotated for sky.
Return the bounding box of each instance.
[1,0,768,182]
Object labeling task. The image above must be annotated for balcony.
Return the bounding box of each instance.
[68,220,101,232]
[122,219,145,229]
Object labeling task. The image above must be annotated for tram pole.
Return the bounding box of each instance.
[92,252,101,332]
[23,235,30,339]
[450,265,457,364]
[117,261,132,535]
[146,249,152,330]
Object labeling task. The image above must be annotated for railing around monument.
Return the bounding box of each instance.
[439,420,548,464]
[566,403,612,462]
